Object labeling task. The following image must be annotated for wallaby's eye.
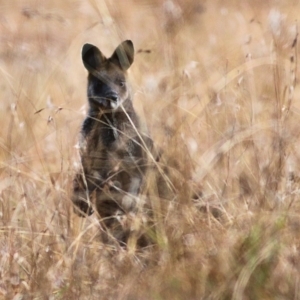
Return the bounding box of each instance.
[119,81,125,87]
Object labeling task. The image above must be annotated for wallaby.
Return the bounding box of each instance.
[72,40,153,246]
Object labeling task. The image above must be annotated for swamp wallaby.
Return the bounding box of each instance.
[72,40,153,245]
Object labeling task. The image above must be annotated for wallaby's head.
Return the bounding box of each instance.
[82,40,134,111]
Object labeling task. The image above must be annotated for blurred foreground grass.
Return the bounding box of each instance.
[1,0,300,299]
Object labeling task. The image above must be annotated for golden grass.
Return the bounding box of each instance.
[1,0,300,298]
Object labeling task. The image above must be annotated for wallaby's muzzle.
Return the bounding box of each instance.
[103,92,120,109]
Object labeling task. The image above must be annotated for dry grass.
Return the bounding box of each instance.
[1,0,300,299]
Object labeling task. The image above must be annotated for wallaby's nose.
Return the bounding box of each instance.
[109,94,118,102]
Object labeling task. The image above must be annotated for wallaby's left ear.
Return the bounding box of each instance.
[110,40,134,70]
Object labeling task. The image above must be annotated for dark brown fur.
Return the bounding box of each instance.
[72,40,153,245]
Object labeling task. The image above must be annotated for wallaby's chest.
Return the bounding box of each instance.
[86,118,134,151]
[80,113,142,172]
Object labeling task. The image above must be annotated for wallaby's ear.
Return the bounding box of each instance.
[82,43,106,72]
[110,40,134,71]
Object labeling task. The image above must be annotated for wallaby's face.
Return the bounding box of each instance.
[82,40,134,111]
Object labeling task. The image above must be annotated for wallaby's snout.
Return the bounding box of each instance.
[106,92,119,109]
[109,93,118,102]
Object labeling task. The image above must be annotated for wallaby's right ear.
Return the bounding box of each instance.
[110,40,134,71]
[82,43,106,72]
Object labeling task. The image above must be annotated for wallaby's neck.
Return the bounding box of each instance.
[88,98,138,127]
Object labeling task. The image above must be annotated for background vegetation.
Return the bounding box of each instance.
[1,0,300,298]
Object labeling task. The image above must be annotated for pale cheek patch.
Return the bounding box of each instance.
[110,96,127,110]
[110,101,119,109]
